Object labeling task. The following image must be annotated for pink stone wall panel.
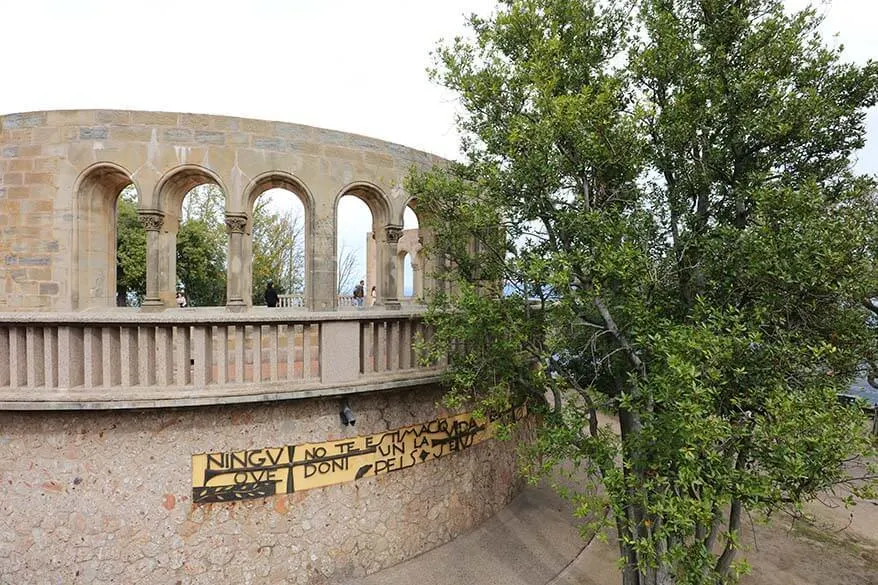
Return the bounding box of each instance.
[0,385,529,584]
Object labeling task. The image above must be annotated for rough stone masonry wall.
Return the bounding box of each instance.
[0,385,529,585]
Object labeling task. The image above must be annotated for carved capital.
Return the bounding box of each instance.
[224,213,248,234]
[137,210,164,232]
[385,225,403,244]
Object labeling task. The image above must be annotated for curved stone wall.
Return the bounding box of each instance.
[0,385,529,584]
[0,110,444,311]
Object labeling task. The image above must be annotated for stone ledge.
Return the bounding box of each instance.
[0,305,427,324]
[0,372,444,411]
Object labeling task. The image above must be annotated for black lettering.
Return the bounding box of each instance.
[265,448,284,466]
[377,443,405,457]
[335,441,356,454]
[247,450,267,467]
[206,453,225,470]
[304,446,327,460]
[230,452,247,469]
[374,458,397,474]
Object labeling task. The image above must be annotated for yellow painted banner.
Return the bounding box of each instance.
[192,406,526,503]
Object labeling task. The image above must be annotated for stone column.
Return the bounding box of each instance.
[311,206,337,310]
[412,258,423,299]
[138,210,165,311]
[225,212,248,312]
[381,225,403,309]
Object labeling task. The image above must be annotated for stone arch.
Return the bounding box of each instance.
[395,232,424,300]
[334,182,393,306]
[154,165,229,307]
[243,172,315,307]
[73,162,140,310]
[155,164,229,222]
[396,195,420,227]
[399,196,427,300]
[334,181,391,228]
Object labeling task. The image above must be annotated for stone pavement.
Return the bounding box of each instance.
[337,481,599,585]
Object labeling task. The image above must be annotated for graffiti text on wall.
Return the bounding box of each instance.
[191,407,525,503]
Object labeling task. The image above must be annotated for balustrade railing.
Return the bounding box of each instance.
[277,294,306,308]
[272,295,377,309]
[0,308,440,408]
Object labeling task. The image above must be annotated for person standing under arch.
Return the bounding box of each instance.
[265,281,279,308]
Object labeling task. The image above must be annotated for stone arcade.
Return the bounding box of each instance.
[0,110,529,584]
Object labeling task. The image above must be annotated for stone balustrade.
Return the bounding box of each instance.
[277,294,306,308]
[275,294,368,309]
[0,307,440,409]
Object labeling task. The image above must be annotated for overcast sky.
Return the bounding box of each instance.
[1,0,875,286]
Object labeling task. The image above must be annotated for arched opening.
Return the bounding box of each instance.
[337,195,371,307]
[336,184,389,308]
[74,164,141,310]
[115,184,146,307]
[176,184,227,307]
[396,202,424,301]
[156,166,228,308]
[401,252,414,299]
[246,176,310,308]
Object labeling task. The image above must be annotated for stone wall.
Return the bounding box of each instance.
[0,385,529,584]
[0,110,445,311]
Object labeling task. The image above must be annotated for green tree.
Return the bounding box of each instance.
[177,218,227,306]
[251,197,305,303]
[115,185,146,305]
[176,183,228,306]
[410,1,878,583]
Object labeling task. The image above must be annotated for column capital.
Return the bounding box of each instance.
[224,212,248,234]
[384,225,404,244]
[137,209,165,232]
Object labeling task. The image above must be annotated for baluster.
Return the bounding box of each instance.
[286,324,298,380]
[175,325,191,386]
[25,327,44,387]
[360,321,370,375]
[303,324,313,380]
[138,326,156,386]
[193,325,213,387]
[58,326,84,389]
[400,320,412,370]
[102,327,121,387]
[252,325,263,383]
[375,320,387,373]
[388,320,400,372]
[83,327,102,388]
[9,327,27,387]
[217,326,229,385]
[44,327,58,388]
[0,327,9,386]
[268,324,279,381]
[156,326,174,386]
[120,327,138,387]
[234,325,245,383]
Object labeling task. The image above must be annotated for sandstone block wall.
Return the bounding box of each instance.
[0,385,529,584]
[0,110,444,311]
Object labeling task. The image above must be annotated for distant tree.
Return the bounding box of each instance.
[176,218,226,306]
[175,184,227,306]
[411,1,878,584]
[181,184,224,225]
[251,197,305,303]
[337,244,360,295]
